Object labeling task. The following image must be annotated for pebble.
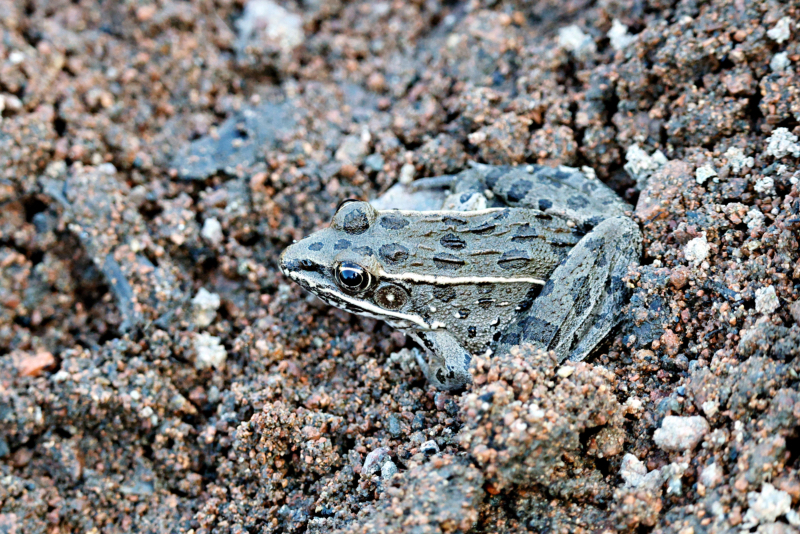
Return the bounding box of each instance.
[557,25,596,59]
[380,460,398,480]
[192,288,221,328]
[201,217,224,245]
[619,453,647,486]
[16,350,56,377]
[755,286,780,315]
[695,164,717,184]
[684,234,710,266]
[770,52,790,73]
[362,447,390,476]
[744,484,792,526]
[236,0,304,52]
[193,333,227,370]
[767,16,792,43]
[192,287,220,328]
[420,440,439,456]
[725,147,754,174]
[653,415,709,452]
[607,19,635,51]
[624,145,667,188]
[766,128,800,159]
[699,462,723,488]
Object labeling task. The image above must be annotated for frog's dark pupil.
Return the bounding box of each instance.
[339,268,362,286]
[336,262,370,291]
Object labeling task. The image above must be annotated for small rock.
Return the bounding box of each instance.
[193,333,227,370]
[558,25,597,59]
[556,365,575,378]
[664,462,688,495]
[684,234,709,266]
[699,462,723,488]
[789,301,800,325]
[380,460,398,480]
[608,19,635,51]
[744,484,792,526]
[201,217,224,245]
[624,145,668,188]
[755,286,780,315]
[695,164,717,184]
[620,453,647,487]
[335,134,369,165]
[362,447,390,476]
[771,52,791,73]
[754,176,775,195]
[387,414,403,437]
[16,350,56,377]
[420,440,439,456]
[746,208,766,229]
[192,288,221,328]
[766,128,800,159]
[702,400,719,417]
[236,0,304,53]
[725,147,754,174]
[364,153,384,172]
[653,415,710,452]
[767,17,792,43]
[399,163,415,184]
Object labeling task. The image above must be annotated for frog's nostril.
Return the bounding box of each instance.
[281,258,320,274]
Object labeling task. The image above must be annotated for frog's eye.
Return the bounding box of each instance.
[335,199,361,213]
[335,261,372,292]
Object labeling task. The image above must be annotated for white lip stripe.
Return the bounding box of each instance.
[317,286,435,329]
[379,269,545,286]
[290,271,436,330]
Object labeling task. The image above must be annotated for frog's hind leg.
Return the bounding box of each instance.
[512,216,642,362]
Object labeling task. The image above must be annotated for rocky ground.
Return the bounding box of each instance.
[0,0,799,532]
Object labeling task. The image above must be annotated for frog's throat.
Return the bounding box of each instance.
[378,270,546,286]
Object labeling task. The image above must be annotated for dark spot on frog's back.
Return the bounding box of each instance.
[497,249,530,269]
[379,214,409,230]
[440,233,466,250]
[433,253,466,270]
[470,222,495,235]
[567,195,590,210]
[511,223,538,241]
[353,246,375,257]
[343,208,370,234]
[379,243,409,264]
[538,198,553,211]
[555,168,575,181]
[433,286,457,302]
[442,215,468,226]
[468,326,477,338]
[334,239,351,250]
[308,242,324,251]
[484,165,512,189]
[507,179,532,203]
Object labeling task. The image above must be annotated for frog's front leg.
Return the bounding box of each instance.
[505,216,642,362]
[409,330,472,390]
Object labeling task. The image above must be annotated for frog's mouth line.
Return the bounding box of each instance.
[283,267,436,331]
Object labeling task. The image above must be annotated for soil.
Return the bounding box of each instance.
[1,0,799,533]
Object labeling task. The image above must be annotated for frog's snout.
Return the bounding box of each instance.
[279,242,324,283]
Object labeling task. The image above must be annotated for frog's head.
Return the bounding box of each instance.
[280,200,423,328]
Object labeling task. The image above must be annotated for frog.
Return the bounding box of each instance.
[280,163,642,390]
